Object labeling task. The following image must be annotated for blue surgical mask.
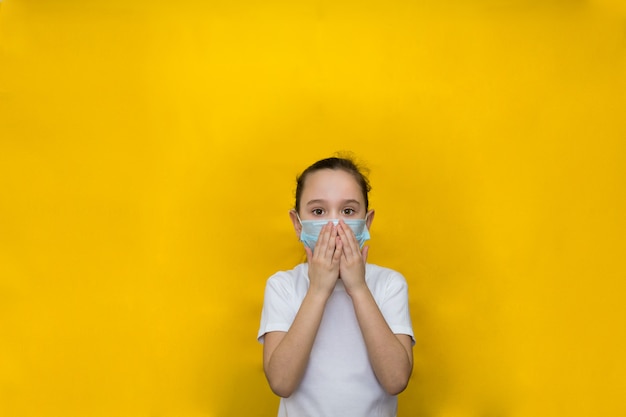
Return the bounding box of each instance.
[297,214,370,251]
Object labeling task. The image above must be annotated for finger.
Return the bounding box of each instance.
[313,222,333,257]
[333,236,343,264]
[337,221,358,256]
[304,245,313,261]
[340,220,359,246]
[321,221,335,244]
[321,223,337,262]
[326,223,338,254]
[336,226,352,261]
[361,245,369,263]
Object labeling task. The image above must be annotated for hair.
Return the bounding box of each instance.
[294,154,372,213]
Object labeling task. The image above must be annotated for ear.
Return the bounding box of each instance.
[289,209,302,238]
[365,209,375,230]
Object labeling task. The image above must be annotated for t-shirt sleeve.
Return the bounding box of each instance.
[380,272,415,344]
[257,275,297,344]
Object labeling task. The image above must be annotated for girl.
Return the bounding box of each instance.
[258,156,414,417]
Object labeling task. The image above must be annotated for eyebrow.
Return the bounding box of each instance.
[305,199,362,207]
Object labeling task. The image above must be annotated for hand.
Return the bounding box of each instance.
[305,221,342,297]
[336,220,368,296]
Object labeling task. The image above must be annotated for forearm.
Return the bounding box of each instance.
[350,288,413,395]
[264,291,329,397]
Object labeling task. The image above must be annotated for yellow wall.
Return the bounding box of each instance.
[1,1,625,416]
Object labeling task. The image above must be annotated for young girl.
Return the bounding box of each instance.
[258,156,414,417]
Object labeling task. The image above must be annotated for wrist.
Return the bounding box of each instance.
[306,284,334,301]
[345,282,370,299]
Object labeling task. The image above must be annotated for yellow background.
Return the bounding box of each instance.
[1,1,625,416]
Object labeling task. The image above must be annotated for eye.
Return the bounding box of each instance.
[311,208,325,216]
[342,208,356,216]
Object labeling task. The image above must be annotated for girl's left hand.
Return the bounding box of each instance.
[336,220,369,296]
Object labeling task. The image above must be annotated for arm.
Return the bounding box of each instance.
[263,291,328,397]
[349,288,413,395]
[337,221,413,395]
[263,222,343,398]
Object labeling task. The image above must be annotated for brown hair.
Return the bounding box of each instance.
[294,156,371,213]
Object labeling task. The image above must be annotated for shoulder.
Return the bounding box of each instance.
[365,263,409,294]
[366,263,407,283]
[265,263,310,293]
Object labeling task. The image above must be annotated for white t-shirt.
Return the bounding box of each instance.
[258,263,414,417]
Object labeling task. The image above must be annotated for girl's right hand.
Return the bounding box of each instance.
[304,221,342,297]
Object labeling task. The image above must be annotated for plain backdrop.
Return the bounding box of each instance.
[1,1,625,416]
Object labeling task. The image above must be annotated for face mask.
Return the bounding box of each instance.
[297,214,370,251]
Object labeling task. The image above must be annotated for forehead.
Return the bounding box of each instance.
[301,169,364,203]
